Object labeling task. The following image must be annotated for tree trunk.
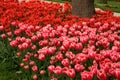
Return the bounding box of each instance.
[72,0,95,18]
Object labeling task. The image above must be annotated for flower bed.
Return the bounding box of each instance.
[0,0,120,80]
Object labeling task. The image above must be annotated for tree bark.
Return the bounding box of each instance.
[72,0,95,18]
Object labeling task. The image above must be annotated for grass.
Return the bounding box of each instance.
[0,41,21,80]
[0,62,17,80]
[95,0,120,12]
[47,0,120,13]
[0,62,27,80]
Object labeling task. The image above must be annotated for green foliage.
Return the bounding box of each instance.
[0,40,19,80]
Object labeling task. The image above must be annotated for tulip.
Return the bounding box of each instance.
[16,52,21,58]
[53,66,62,75]
[30,61,35,66]
[67,69,76,78]
[32,66,38,72]
[1,34,6,39]
[0,25,4,31]
[81,71,93,80]
[40,70,45,76]
[55,52,64,61]
[115,69,120,79]
[97,69,107,80]
[48,65,55,73]
[22,42,29,50]
[24,65,29,71]
[75,64,84,72]
[61,58,70,67]
[38,54,45,61]
[31,35,38,42]
[20,63,24,67]
[10,40,18,47]
[33,74,38,80]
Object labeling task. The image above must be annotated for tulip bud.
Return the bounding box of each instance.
[97,69,107,80]
[75,64,84,72]
[38,54,45,61]
[32,66,38,72]
[61,58,70,67]
[16,52,21,58]
[30,61,35,66]
[0,25,4,31]
[115,69,120,79]
[67,69,76,78]
[33,74,38,80]
[81,71,93,80]
[48,65,55,73]
[24,65,29,70]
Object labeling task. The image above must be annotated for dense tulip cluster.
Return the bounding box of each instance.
[0,0,120,80]
[0,0,72,32]
[1,21,120,80]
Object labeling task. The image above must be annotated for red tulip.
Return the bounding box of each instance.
[97,69,107,80]
[60,46,66,52]
[67,69,76,78]
[34,54,38,58]
[35,26,40,31]
[48,47,56,55]
[115,69,120,79]
[20,63,24,67]
[0,25,4,31]
[40,70,45,76]
[38,54,45,61]
[37,33,42,39]
[31,35,38,42]
[21,37,26,43]
[61,58,70,67]
[7,32,12,37]
[22,42,29,50]
[30,61,35,66]
[14,29,21,36]
[32,65,38,72]
[48,65,55,73]
[69,42,76,49]
[16,52,21,58]
[24,65,29,70]
[1,34,6,39]
[81,71,93,80]
[18,44,23,51]
[56,52,64,61]
[62,40,70,49]
[25,39,32,44]
[75,43,83,50]
[31,45,37,50]
[74,64,84,72]
[10,40,18,47]
[33,74,38,80]
[53,66,62,75]
[22,58,29,62]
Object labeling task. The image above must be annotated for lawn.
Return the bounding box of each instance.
[95,0,120,12]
